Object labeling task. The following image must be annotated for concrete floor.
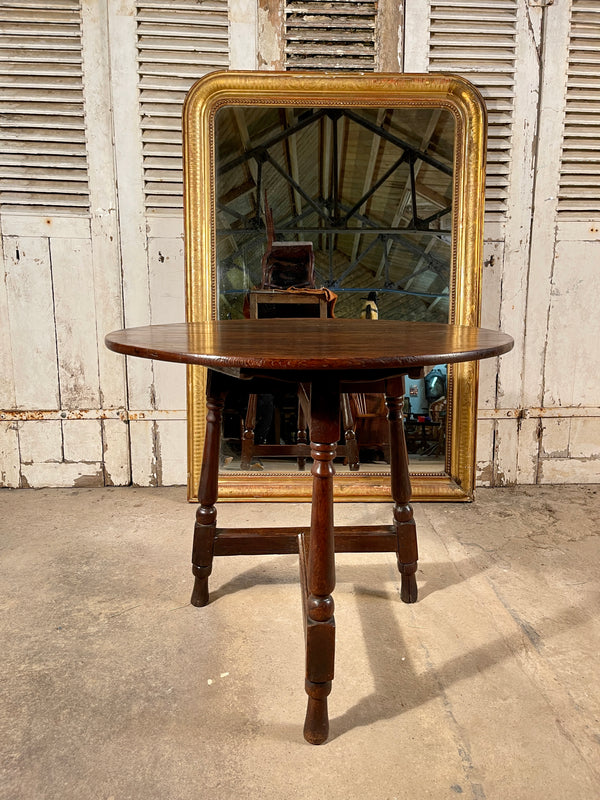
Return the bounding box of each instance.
[1,486,599,800]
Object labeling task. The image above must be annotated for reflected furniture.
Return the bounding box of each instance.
[242,287,331,471]
[260,192,315,290]
[106,318,513,744]
[241,288,360,472]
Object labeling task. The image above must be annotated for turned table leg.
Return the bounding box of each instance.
[303,378,339,745]
[386,377,419,604]
[191,370,226,607]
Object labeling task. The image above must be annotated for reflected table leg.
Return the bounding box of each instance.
[386,377,418,603]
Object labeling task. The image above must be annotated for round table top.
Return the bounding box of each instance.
[105,319,513,372]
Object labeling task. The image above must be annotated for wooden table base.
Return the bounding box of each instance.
[104,320,513,744]
[190,368,418,745]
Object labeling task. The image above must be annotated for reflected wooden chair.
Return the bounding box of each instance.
[240,287,360,471]
[260,191,315,290]
[350,391,391,464]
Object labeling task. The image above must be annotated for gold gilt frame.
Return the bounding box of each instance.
[183,71,487,502]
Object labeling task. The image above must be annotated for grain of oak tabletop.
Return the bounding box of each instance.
[105,318,514,372]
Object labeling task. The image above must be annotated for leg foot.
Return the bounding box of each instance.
[304,680,331,745]
[191,566,210,607]
[399,565,418,603]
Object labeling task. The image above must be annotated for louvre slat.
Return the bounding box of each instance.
[561,162,600,173]
[139,57,228,77]
[144,157,183,170]
[287,28,374,42]
[286,2,376,15]
[286,55,374,69]
[145,194,183,209]
[138,47,228,62]
[141,117,181,131]
[138,35,229,49]
[0,152,84,167]
[2,138,86,155]
[0,88,83,102]
[137,11,228,25]
[144,181,184,195]
[0,191,88,206]
[287,16,374,30]
[0,111,85,127]
[138,0,227,7]
[1,0,79,7]
[0,12,78,24]
[432,0,515,8]
[145,168,183,182]
[560,175,600,187]
[0,177,87,192]
[0,36,78,49]
[286,42,374,56]
[141,105,182,118]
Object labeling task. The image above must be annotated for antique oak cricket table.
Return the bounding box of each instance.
[105,318,513,745]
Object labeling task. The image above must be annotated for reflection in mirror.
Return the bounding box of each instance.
[214,105,455,476]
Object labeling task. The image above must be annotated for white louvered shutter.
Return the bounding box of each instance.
[137,0,229,214]
[427,0,518,220]
[558,0,600,217]
[0,0,89,216]
[285,0,377,70]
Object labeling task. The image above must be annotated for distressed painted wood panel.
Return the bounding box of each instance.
[129,419,158,487]
[475,417,495,487]
[494,417,519,486]
[20,459,104,489]
[2,236,60,410]
[522,0,570,411]
[569,418,600,460]
[81,0,127,411]
[494,2,542,414]
[155,419,188,486]
[148,236,186,411]
[478,240,504,410]
[0,236,15,409]
[50,237,100,409]
[18,420,63,464]
[62,419,102,463]
[543,240,600,408]
[0,421,21,488]
[541,418,571,459]
[516,417,539,485]
[108,0,154,414]
[539,457,600,485]
[102,419,131,486]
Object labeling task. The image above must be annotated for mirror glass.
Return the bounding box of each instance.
[214,105,454,476]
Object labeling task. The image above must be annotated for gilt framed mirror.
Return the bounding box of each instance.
[183,71,486,501]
